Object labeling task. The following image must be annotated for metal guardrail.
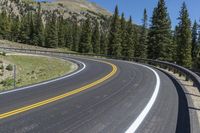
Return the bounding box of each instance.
[0,46,200,91]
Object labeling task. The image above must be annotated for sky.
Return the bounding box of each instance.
[89,0,200,28]
[37,0,200,28]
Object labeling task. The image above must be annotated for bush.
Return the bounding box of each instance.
[6,64,13,71]
[0,51,6,56]
[0,64,4,70]
[2,52,6,56]
[1,78,13,87]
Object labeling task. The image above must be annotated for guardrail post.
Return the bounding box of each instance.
[173,68,176,74]
[185,75,189,81]
[178,71,182,77]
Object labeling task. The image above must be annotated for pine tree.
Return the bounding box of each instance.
[0,11,11,40]
[10,15,20,42]
[65,23,73,49]
[35,2,45,46]
[172,26,179,62]
[100,32,108,55]
[58,15,66,47]
[72,19,80,52]
[125,17,135,58]
[108,5,122,57]
[79,18,92,53]
[120,12,127,57]
[147,0,172,60]
[29,12,37,45]
[92,20,100,54]
[136,9,148,58]
[176,2,192,67]
[191,20,198,60]
[45,11,58,48]
[19,13,30,44]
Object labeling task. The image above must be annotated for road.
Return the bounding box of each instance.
[0,55,190,133]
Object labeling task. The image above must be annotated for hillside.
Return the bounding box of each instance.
[0,0,111,20]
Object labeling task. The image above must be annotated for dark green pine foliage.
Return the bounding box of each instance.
[108,5,122,57]
[58,15,66,47]
[147,0,172,60]
[100,32,108,55]
[172,26,179,62]
[29,12,37,45]
[0,11,11,40]
[72,19,80,52]
[35,3,45,46]
[19,13,30,44]
[120,13,128,57]
[176,2,192,67]
[45,11,58,48]
[125,17,135,58]
[191,21,198,60]
[136,9,148,58]
[92,20,100,54]
[79,18,93,53]
[10,15,20,42]
[65,22,73,49]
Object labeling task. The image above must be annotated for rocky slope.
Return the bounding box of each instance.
[0,0,111,20]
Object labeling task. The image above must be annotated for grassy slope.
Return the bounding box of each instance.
[0,54,77,91]
[0,39,76,53]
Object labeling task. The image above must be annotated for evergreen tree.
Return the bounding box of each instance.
[10,15,20,42]
[58,15,66,47]
[92,20,100,54]
[176,2,192,67]
[65,23,73,49]
[72,19,80,52]
[29,12,37,45]
[147,0,172,60]
[79,18,92,53]
[120,12,127,57]
[19,13,30,44]
[136,9,148,58]
[125,16,135,58]
[35,2,45,46]
[0,11,11,40]
[45,11,58,48]
[172,26,179,62]
[191,20,198,60]
[100,32,108,55]
[108,5,122,57]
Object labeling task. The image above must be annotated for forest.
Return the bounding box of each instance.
[0,0,199,69]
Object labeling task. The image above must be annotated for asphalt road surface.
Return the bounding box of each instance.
[0,55,191,133]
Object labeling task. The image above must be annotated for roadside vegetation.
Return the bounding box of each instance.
[0,52,77,91]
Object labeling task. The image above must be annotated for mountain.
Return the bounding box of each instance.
[0,0,111,21]
[51,0,111,16]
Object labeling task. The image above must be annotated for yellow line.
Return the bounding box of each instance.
[0,60,117,119]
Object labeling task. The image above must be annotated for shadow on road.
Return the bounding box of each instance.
[160,71,191,133]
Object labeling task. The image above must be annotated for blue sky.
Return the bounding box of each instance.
[37,0,200,28]
[89,0,200,28]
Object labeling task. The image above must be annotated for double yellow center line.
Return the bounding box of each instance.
[0,60,117,119]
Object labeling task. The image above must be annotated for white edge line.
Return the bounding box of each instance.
[0,58,86,95]
[125,63,161,133]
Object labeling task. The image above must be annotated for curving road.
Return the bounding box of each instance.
[0,55,190,133]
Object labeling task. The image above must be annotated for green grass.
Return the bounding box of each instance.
[0,54,77,91]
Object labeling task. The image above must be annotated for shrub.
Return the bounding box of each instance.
[6,64,13,71]
[0,52,6,56]
[1,78,13,87]
[2,52,6,56]
[0,64,4,70]
[0,72,3,76]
